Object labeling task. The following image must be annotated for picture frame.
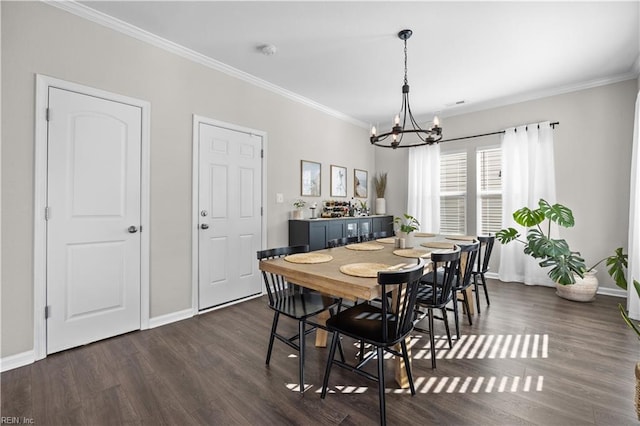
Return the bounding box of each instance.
[354,169,368,198]
[300,160,321,197]
[330,165,347,197]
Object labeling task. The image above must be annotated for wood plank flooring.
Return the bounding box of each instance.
[2,280,640,425]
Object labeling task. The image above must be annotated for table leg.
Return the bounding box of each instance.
[315,310,329,347]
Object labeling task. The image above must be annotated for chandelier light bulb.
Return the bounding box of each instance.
[371,126,377,136]
[434,116,440,127]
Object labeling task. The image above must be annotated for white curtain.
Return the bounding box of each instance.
[407,144,440,233]
[499,121,557,285]
[629,91,640,319]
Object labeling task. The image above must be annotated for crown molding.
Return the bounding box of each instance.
[439,70,640,120]
[45,0,368,129]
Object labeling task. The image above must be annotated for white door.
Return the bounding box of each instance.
[198,122,262,310]
[46,87,142,354]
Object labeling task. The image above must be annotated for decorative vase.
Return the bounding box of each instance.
[375,198,386,215]
[292,209,303,220]
[555,270,599,302]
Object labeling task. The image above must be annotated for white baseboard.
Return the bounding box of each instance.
[1,350,35,372]
[487,272,627,299]
[148,308,194,329]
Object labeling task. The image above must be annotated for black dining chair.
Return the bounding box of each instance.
[320,260,425,426]
[415,248,461,368]
[257,245,343,394]
[451,241,480,338]
[472,234,495,313]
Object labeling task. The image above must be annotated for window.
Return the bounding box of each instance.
[440,152,467,234]
[477,148,502,235]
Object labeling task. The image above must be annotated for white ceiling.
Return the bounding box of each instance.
[79,1,640,126]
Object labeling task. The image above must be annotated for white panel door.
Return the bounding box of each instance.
[198,122,262,310]
[47,87,142,354]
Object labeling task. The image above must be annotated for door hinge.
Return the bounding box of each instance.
[46,108,51,122]
[45,206,50,221]
[45,305,51,319]
[261,149,264,158]
[261,207,263,216]
[140,225,143,232]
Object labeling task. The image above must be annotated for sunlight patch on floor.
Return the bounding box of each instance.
[307,375,545,394]
[408,333,549,359]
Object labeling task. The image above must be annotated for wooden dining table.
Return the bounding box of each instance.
[258,234,476,388]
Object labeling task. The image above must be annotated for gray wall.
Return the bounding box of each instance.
[1,2,372,357]
[380,79,637,289]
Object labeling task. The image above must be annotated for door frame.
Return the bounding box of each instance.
[191,115,267,314]
[33,75,151,360]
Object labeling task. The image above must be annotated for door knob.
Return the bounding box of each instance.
[200,224,209,230]
[128,226,138,233]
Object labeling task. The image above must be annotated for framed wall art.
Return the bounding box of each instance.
[330,165,347,197]
[354,169,368,198]
[300,160,321,196]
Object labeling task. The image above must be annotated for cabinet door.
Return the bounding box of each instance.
[358,218,373,236]
[345,220,359,238]
[373,216,394,234]
[309,222,328,251]
[328,221,344,241]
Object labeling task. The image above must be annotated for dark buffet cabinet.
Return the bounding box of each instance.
[288,215,394,251]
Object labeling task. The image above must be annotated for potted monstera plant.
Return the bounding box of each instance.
[497,199,628,302]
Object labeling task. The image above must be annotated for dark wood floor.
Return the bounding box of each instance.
[2,280,639,425]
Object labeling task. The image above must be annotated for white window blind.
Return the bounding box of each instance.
[440,152,467,234]
[477,148,502,234]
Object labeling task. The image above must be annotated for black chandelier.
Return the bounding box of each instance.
[370,29,442,149]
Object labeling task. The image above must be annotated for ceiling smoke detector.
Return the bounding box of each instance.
[258,44,277,56]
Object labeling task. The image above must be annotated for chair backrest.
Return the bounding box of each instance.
[377,259,425,344]
[456,241,480,290]
[426,248,462,305]
[476,234,495,273]
[257,245,309,305]
[326,236,359,248]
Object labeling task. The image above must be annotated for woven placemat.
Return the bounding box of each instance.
[339,262,391,278]
[376,237,396,244]
[414,232,437,238]
[345,242,385,251]
[444,235,476,241]
[421,241,456,249]
[393,249,431,259]
[284,253,333,264]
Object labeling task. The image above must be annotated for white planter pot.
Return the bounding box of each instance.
[397,231,415,248]
[375,198,386,215]
[555,270,599,302]
[292,209,304,220]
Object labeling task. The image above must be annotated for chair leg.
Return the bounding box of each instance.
[266,311,280,365]
[452,291,460,339]
[442,308,453,348]
[462,291,473,326]
[400,339,416,395]
[481,273,491,306]
[321,331,339,399]
[299,320,305,394]
[473,274,482,314]
[428,309,436,369]
[377,346,386,426]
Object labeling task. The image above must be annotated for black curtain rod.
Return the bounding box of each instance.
[438,121,559,144]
